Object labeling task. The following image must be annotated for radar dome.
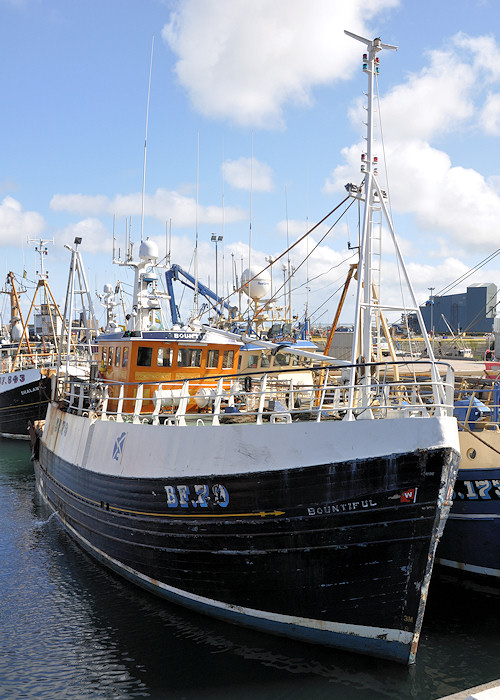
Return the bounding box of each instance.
[241,268,271,301]
[11,319,23,343]
[139,237,159,262]
[103,283,113,294]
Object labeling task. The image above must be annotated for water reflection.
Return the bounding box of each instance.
[1,439,499,699]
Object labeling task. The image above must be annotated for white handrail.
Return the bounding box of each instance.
[58,360,456,427]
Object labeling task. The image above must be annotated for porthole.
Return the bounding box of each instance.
[466,448,477,460]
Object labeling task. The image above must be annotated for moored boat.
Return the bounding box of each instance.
[437,379,500,579]
[33,33,460,664]
[0,240,95,439]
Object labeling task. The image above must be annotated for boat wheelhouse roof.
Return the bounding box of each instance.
[241,339,317,352]
[97,328,243,346]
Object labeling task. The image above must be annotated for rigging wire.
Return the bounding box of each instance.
[190,196,353,323]
[436,248,500,297]
[309,278,355,321]
[262,199,357,310]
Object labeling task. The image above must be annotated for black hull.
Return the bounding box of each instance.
[0,373,51,439]
[35,438,458,663]
[437,467,500,579]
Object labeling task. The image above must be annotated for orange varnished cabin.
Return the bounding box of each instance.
[95,330,241,414]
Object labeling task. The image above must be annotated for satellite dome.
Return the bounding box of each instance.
[241,268,271,301]
[139,237,159,261]
[11,320,23,342]
[103,283,113,294]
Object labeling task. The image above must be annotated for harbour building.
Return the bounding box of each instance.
[420,283,497,335]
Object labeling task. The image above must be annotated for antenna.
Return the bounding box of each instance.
[285,185,291,323]
[28,237,54,279]
[165,220,169,266]
[344,30,398,52]
[141,35,154,243]
[193,131,200,316]
[221,138,226,321]
[305,166,310,336]
[248,132,253,284]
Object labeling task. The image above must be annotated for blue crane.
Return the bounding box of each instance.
[164,264,237,326]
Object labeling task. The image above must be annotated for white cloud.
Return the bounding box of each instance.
[162,0,399,128]
[50,188,246,227]
[364,47,476,142]
[454,32,500,83]
[223,157,274,192]
[0,196,45,246]
[480,93,500,135]
[488,175,500,194]
[325,32,500,255]
[50,193,110,215]
[327,138,500,251]
[55,218,113,254]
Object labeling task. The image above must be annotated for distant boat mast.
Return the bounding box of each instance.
[141,35,154,243]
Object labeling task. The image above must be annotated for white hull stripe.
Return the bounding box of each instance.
[0,432,30,441]
[448,513,500,520]
[437,558,500,579]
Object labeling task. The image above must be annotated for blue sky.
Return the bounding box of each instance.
[2,0,500,330]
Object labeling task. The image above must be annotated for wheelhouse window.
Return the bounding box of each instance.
[274,353,290,367]
[102,347,107,365]
[108,347,114,366]
[115,347,121,366]
[222,350,234,369]
[207,349,219,369]
[247,354,259,369]
[122,348,129,368]
[137,346,153,367]
[261,353,270,368]
[158,347,172,367]
[177,348,202,368]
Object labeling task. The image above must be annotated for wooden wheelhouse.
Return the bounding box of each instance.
[95,330,241,414]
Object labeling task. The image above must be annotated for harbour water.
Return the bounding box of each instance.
[1,438,499,700]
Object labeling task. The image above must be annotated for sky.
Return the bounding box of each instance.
[2,0,500,331]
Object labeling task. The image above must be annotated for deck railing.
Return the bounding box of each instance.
[454,379,500,431]
[59,359,456,427]
[1,345,93,373]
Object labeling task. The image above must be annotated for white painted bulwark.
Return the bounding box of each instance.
[44,402,459,479]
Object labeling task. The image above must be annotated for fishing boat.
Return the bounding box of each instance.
[33,33,460,664]
[0,241,95,439]
[436,377,500,579]
[0,267,54,439]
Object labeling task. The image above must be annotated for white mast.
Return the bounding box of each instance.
[345,32,396,365]
[344,33,396,409]
[344,32,446,412]
[54,237,98,396]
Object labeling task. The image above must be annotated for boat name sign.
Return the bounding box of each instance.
[0,372,27,385]
[164,483,229,508]
[454,479,500,500]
